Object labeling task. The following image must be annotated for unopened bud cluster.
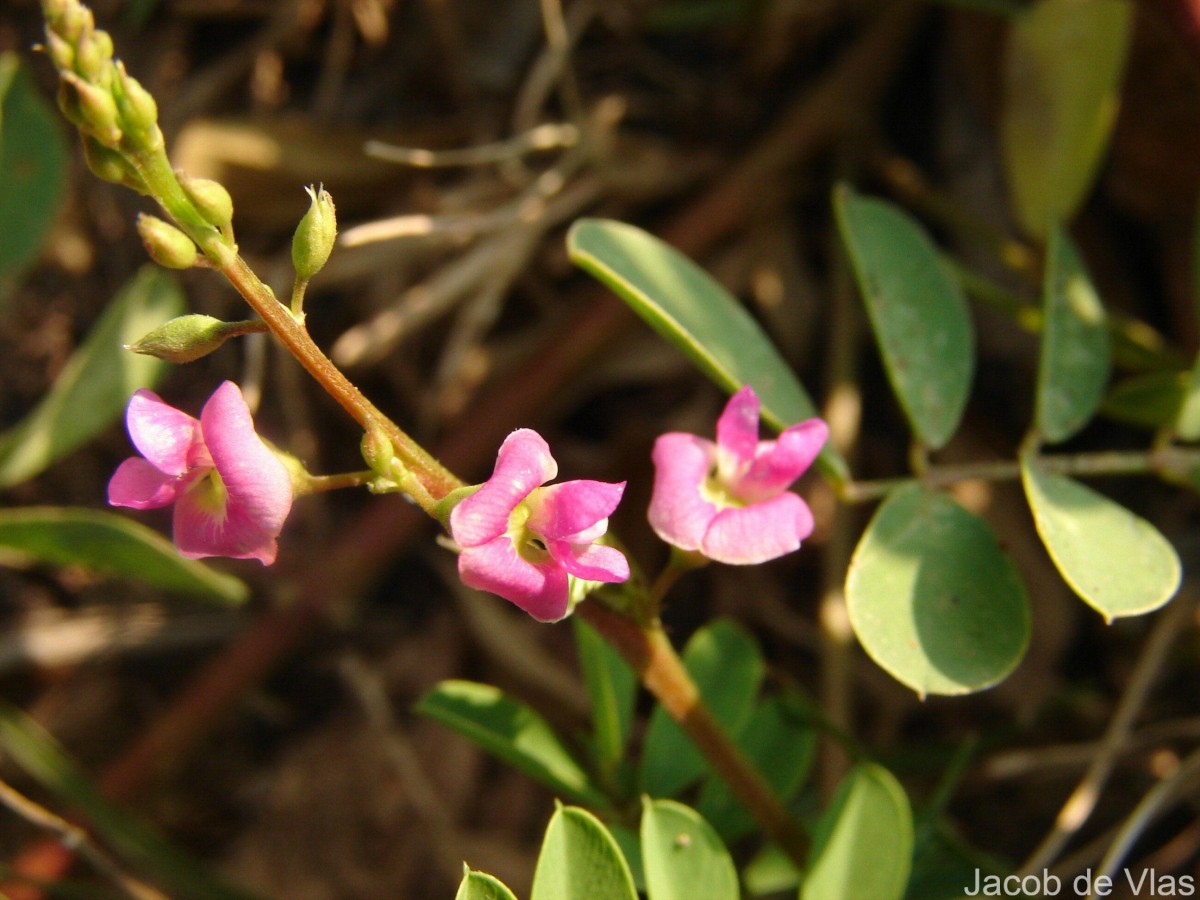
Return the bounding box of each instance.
[42,0,162,164]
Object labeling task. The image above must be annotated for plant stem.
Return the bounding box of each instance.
[577,602,809,868]
[841,446,1200,503]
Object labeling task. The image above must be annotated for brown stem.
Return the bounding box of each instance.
[578,603,809,867]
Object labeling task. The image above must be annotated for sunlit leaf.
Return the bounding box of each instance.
[0,507,247,603]
[640,798,738,900]
[0,54,68,300]
[415,680,606,807]
[567,218,847,482]
[846,484,1030,697]
[530,803,638,900]
[1035,227,1110,443]
[0,267,183,488]
[455,866,518,900]
[640,620,764,797]
[1001,0,1132,236]
[0,703,258,900]
[802,763,913,900]
[834,187,974,450]
[1021,459,1180,620]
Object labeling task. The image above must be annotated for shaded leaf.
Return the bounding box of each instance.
[455,866,518,900]
[1021,460,1180,620]
[1102,371,1186,431]
[567,218,847,482]
[1175,357,1200,441]
[0,703,258,900]
[640,798,738,900]
[1035,227,1111,443]
[530,803,638,900]
[574,617,636,778]
[0,267,183,488]
[695,690,815,842]
[834,187,974,450]
[0,54,68,299]
[640,620,764,797]
[414,680,606,807]
[802,763,913,900]
[0,507,247,603]
[846,484,1030,697]
[1001,0,1132,236]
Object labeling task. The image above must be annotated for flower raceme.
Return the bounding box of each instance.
[649,386,828,565]
[449,429,630,622]
[108,381,293,564]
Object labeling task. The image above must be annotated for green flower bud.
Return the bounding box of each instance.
[291,185,337,282]
[113,62,159,148]
[179,174,234,229]
[126,315,265,364]
[137,214,198,269]
[361,426,396,480]
[73,28,111,81]
[61,73,120,145]
[81,136,144,191]
[43,32,74,71]
[58,3,92,44]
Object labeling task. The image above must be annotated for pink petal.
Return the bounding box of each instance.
[125,389,200,477]
[647,433,718,552]
[546,540,630,584]
[451,429,557,548]
[458,536,571,622]
[715,386,761,468]
[200,382,293,543]
[735,418,828,503]
[700,492,814,565]
[107,457,177,509]
[172,480,280,564]
[527,480,625,541]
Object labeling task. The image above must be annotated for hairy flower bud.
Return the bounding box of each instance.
[81,136,143,190]
[61,73,120,145]
[291,185,337,282]
[43,31,74,71]
[137,214,198,269]
[179,174,234,229]
[73,28,111,81]
[126,315,266,364]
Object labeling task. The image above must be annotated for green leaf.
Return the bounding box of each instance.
[834,187,974,450]
[1035,227,1111,443]
[1000,0,1133,237]
[695,691,815,842]
[455,865,519,900]
[846,484,1030,697]
[640,798,739,900]
[0,54,68,299]
[1175,356,1200,441]
[1021,460,1180,620]
[640,620,765,797]
[0,703,259,900]
[743,844,801,896]
[567,218,847,482]
[802,763,913,900]
[0,506,247,603]
[530,803,638,900]
[574,617,637,778]
[415,680,607,807]
[0,267,183,488]
[1102,371,1186,431]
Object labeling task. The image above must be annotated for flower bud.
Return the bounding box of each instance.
[73,28,112,81]
[179,174,234,229]
[113,62,159,147]
[82,136,144,190]
[61,73,120,145]
[43,32,74,71]
[291,185,336,282]
[126,315,264,364]
[361,426,396,480]
[137,214,198,269]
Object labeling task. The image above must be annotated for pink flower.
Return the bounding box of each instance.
[107,381,293,564]
[449,429,629,622]
[649,386,827,565]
